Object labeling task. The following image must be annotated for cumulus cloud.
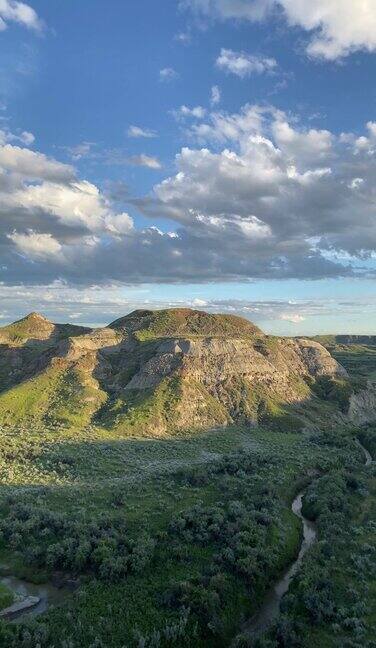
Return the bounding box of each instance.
[3,105,376,289]
[127,125,157,138]
[0,0,43,32]
[185,0,376,60]
[216,48,277,77]
[0,142,134,246]
[0,144,74,182]
[147,104,376,268]
[7,230,63,261]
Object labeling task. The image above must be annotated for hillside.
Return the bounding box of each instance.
[0,312,90,344]
[0,311,375,648]
[0,308,350,434]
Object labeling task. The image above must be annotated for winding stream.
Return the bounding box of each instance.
[233,437,373,644]
[0,440,373,628]
[0,575,71,623]
[234,489,317,643]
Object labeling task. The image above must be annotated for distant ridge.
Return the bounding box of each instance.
[313,335,376,346]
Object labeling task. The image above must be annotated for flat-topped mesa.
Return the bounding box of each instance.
[108,308,264,339]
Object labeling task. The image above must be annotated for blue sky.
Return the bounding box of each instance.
[2,0,376,333]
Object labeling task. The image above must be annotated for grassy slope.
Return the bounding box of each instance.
[0,364,106,431]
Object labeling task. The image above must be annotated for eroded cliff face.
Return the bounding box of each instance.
[0,309,349,434]
[109,335,347,432]
[348,383,376,425]
[124,337,346,394]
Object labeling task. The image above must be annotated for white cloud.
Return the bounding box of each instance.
[0,128,35,146]
[278,0,376,60]
[18,130,35,145]
[64,142,94,161]
[0,142,134,243]
[0,0,43,31]
[4,107,376,289]
[150,103,376,267]
[0,144,74,181]
[128,154,162,169]
[175,105,207,119]
[185,0,376,60]
[186,103,267,143]
[216,48,277,77]
[7,230,63,261]
[192,298,208,307]
[159,67,179,82]
[211,85,221,106]
[127,125,157,138]
[271,118,333,165]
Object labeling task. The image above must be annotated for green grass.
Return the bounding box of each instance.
[0,584,13,611]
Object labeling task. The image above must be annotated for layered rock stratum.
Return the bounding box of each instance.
[0,309,350,434]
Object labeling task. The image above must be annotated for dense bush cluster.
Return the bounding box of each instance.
[259,463,376,648]
[0,503,155,580]
[161,451,294,640]
[174,449,276,487]
[169,495,276,583]
[1,432,374,648]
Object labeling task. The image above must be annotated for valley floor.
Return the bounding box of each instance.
[0,422,375,647]
[0,341,376,646]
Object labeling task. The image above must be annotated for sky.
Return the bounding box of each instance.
[2,0,376,333]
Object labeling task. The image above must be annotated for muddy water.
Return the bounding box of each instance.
[0,574,71,623]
